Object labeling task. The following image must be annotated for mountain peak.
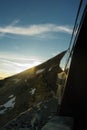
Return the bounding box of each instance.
[0,50,66,128]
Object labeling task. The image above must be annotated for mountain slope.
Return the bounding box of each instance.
[0,50,66,128]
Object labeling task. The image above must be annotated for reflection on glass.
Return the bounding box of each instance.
[57,50,72,106]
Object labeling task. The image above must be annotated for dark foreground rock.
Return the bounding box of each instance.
[41,116,73,130]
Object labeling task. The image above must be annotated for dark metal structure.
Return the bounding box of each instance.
[59,5,87,130]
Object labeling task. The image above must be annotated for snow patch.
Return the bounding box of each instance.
[29,88,36,95]
[4,97,16,108]
[36,68,45,74]
[0,108,6,114]
[48,67,52,71]
[9,94,14,98]
[0,97,16,114]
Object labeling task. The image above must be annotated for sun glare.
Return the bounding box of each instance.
[0,72,14,79]
[0,59,42,79]
[15,60,41,73]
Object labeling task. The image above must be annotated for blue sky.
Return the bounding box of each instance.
[0,0,86,78]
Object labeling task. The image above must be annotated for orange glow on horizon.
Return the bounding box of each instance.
[0,60,42,79]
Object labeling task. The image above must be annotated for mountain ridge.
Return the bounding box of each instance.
[0,50,66,128]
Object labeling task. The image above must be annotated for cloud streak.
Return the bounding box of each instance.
[0,56,43,79]
[0,24,72,37]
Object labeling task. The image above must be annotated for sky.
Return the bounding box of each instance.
[0,0,87,79]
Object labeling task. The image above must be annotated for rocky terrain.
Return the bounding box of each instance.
[0,51,66,129]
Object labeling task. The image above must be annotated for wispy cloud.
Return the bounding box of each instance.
[0,23,72,37]
[0,56,43,79]
[0,19,20,39]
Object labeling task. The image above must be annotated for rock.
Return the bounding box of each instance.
[41,116,73,130]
